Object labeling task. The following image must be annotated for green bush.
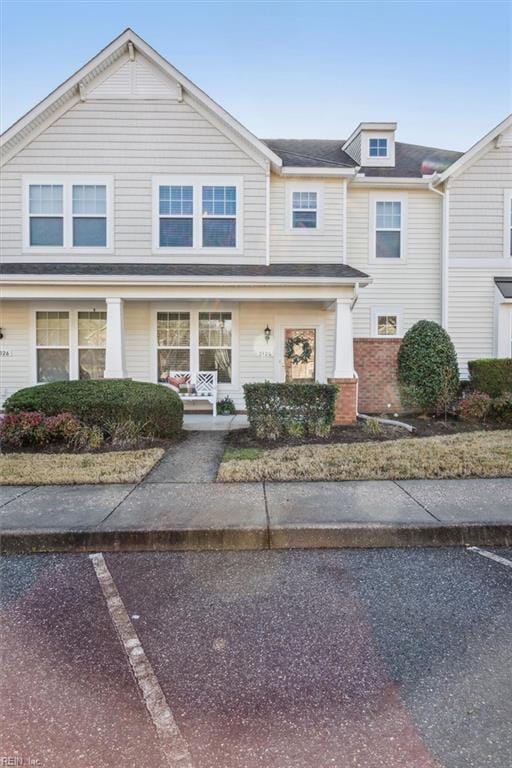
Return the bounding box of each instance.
[468,359,512,398]
[397,321,459,413]
[217,396,236,415]
[492,392,512,423]
[243,382,337,440]
[4,379,183,438]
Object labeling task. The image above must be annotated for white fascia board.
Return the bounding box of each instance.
[342,122,397,150]
[436,113,512,183]
[351,176,433,188]
[1,28,283,173]
[0,273,372,287]
[279,167,358,177]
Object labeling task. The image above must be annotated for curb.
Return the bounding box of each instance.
[1,523,511,554]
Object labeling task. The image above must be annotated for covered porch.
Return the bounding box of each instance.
[0,263,371,423]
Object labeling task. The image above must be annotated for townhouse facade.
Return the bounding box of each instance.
[1,29,511,421]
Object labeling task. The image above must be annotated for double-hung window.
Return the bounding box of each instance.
[26,177,111,250]
[35,311,70,382]
[159,186,193,247]
[202,186,236,247]
[77,311,106,379]
[72,186,107,247]
[157,312,191,382]
[198,312,232,383]
[375,200,402,259]
[292,191,318,228]
[369,138,388,158]
[29,185,64,246]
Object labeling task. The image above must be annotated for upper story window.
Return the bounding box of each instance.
[72,186,107,247]
[159,186,193,247]
[202,186,236,247]
[154,177,241,251]
[29,185,64,246]
[371,307,402,338]
[369,138,388,158]
[292,191,318,228]
[375,200,402,258]
[24,176,112,251]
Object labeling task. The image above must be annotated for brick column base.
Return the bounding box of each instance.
[328,377,358,425]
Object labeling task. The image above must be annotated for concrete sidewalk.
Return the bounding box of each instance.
[1,477,511,553]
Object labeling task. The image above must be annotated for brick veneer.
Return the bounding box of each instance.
[353,337,401,414]
[328,377,358,424]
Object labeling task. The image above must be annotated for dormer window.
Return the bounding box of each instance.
[369,138,388,158]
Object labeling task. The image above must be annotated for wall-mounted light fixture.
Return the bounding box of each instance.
[0,328,4,340]
[264,324,271,343]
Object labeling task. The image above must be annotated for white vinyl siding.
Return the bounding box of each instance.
[1,97,266,264]
[348,188,441,336]
[449,137,512,263]
[270,178,344,263]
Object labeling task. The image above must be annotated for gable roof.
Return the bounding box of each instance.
[435,113,512,183]
[263,138,462,177]
[1,28,283,171]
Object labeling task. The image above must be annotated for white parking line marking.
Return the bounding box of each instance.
[467,546,512,569]
[90,553,194,768]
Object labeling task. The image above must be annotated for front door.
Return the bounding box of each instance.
[284,328,316,383]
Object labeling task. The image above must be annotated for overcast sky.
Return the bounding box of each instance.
[2,0,511,150]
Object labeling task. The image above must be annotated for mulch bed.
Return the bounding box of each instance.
[0,434,183,455]
[227,416,507,450]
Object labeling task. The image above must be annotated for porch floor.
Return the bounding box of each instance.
[183,413,249,431]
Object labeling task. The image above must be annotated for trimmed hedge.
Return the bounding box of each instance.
[397,320,459,413]
[243,382,337,440]
[468,358,512,398]
[4,379,183,438]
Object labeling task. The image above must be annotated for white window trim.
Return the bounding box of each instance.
[371,307,403,338]
[504,190,512,260]
[31,304,108,384]
[287,184,323,232]
[152,175,243,254]
[362,131,396,166]
[22,175,114,254]
[369,192,408,263]
[150,303,239,390]
[368,137,388,159]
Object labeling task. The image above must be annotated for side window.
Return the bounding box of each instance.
[156,312,191,382]
[29,185,63,246]
[35,311,69,382]
[375,201,402,258]
[159,186,193,247]
[72,185,107,247]
[77,311,106,379]
[372,308,402,338]
[292,191,317,228]
[202,186,237,247]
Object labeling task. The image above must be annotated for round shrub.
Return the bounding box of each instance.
[4,379,183,438]
[457,391,492,422]
[397,320,459,414]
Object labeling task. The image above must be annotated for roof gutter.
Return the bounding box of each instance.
[428,176,449,330]
[278,166,359,177]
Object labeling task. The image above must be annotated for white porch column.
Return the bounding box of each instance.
[104,297,127,378]
[332,297,355,378]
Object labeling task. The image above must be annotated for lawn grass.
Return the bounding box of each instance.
[223,447,265,462]
[0,448,164,485]
[217,430,512,482]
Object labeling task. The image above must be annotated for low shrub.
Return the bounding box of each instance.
[468,359,512,398]
[361,417,383,437]
[492,392,512,423]
[0,411,81,448]
[217,396,236,415]
[104,419,149,448]
[4,379,183,438]
[243,382,338,440]
[397,321,459,413]
[69,424,105,452]
[457,391,492,422]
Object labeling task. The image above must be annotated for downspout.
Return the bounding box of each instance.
[265,163,271,266]
[429,178,449,330]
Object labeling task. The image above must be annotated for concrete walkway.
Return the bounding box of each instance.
[1,477,511,553]
[183,413,249,431]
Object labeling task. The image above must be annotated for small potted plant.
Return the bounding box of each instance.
[217,396,236,415]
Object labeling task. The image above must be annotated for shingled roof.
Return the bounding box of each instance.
[263,139,462,178]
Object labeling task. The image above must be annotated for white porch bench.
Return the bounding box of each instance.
[165,371,218,417]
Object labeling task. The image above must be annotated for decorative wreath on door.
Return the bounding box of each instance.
[285,334,313,365]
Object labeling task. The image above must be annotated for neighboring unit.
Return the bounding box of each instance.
[1,29,511,420]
